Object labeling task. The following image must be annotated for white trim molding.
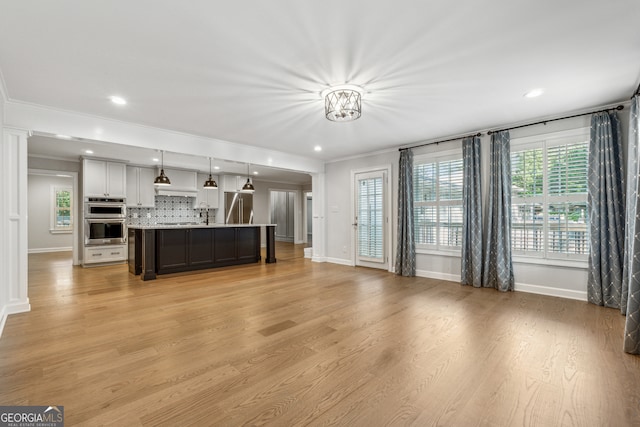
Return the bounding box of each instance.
[28,247,73,254]
[325,257,354,267]
[1,127,31,338]
[416,269,460,282]
[514,282,587,301]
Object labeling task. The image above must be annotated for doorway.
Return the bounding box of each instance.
[352,167,391,270]
[27,169,79,265]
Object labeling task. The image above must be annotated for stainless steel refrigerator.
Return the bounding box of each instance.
[225,192,254,224]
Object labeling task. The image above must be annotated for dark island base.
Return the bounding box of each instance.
[129,225,276,281]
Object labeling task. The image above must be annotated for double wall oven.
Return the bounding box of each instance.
[84,197,127,245]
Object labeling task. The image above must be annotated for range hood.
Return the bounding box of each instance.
[155,188,198,198]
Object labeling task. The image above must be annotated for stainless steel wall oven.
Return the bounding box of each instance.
[83,197,127,245]
[84,197,126,218]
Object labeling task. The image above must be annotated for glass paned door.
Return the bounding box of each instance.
[355,170,386,268]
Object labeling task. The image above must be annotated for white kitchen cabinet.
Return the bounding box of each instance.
[220,175,247,192]
[83,159,127,198]
[126,166,156,207]
[83,244,127,265]
[159,168,197,191]
[194,173,219,209]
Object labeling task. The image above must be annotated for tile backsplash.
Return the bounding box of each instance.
[127,196,216,226]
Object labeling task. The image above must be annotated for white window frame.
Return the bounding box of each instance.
[413,148,463,255]
[51,185,73,233]
[510,127,589,265]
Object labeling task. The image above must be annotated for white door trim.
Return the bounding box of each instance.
[350,164,393,271]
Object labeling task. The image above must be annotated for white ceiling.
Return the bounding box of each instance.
[1,0,639,162]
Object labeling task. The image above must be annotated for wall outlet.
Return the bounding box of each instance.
[342,246,347,254]
[146,213,151,218]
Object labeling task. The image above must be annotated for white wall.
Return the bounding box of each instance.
[28,174,74,252]
[323,102,632,301]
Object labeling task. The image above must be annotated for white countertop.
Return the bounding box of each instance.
[128,223,275,229]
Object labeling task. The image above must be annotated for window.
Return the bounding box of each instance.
[51,186,73,233]
[511,129,589,260]
[413,152,463,251]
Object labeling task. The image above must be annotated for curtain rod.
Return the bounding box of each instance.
[487,105,624,135]
[398,132,482,152]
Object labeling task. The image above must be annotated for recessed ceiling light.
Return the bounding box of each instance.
[56,134,71,139]
[524,88,544,98]
[253,171,259,175]
[109,95,127,105]
[213,166,220,170]
[314,146,322,152]
[84,149,94,154]
[152,158,159,162]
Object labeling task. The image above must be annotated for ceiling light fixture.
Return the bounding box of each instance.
[154,150,171,186]
[314,145,322,152]
[203,157,218,190]
[321,84,363,122]
[84,149,94,154]
[524,88,544,98]
[242,164,255,193]
[109,95,127,105]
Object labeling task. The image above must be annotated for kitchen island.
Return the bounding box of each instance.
[128,224,276,280]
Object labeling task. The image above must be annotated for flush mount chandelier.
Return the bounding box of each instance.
[322,84,363,122]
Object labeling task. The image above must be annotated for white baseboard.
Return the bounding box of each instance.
[417,268,588,301]
[0,300,31,339]
[514,283,587,301]
[416,269,460,282]
[323,257,354,266]
[303,247,312,259]
[28,247,72,254]
[0,306,5,340]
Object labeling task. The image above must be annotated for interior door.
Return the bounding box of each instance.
[354,170,387,269]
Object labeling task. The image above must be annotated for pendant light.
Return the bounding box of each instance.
[154,150,171,186]
[242,163,255,193]
[203,157,218,189]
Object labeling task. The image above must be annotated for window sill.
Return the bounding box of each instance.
[512,255,587,269]
[416,248,461,258]
[50,229,73,234]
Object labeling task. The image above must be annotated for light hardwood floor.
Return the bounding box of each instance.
[1,244,639,426]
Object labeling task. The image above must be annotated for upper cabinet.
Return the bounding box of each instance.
[220,175,247,192]
[126,166,156,207]
[159,168,198,191]
[194,173,220,209]
[83,159,127,198]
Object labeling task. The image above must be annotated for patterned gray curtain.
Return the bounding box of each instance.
[623,96,640,354]
[396,149,415,276]
[461,136,483,287]
[483,131,514,291]
[587,112,625,308]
